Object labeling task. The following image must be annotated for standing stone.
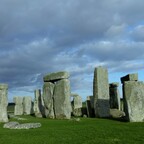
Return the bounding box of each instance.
[13,96,23,116]
[86,96,95,117]
[93,66,110,117]
[120,98,124,111]
[43,82,55,119]
[0,84,8,122]
[23,96,33,115]
[71,94,82,117]
[123,81,144,122]
[54,79,71,119]
[34,89,45,118]
[109,83,120,110]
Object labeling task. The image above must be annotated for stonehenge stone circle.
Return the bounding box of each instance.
[43,71,71,119]
[93,66,110,118]
[0,84,8,122]
[13,96,24,116]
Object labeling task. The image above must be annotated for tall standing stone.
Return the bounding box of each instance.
[93,66,110,117]
[0,84,8,122]
[109,82,120,110]
[34,89,45,118]
[23,96,33,115]
[43,82,55,119]
[123,81,144,122]
[13,96,23,116]
[54,79,71,119]
[120,73,141,122]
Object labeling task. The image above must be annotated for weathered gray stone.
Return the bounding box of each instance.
[23,96,33,115]
[13,96,23,116]
[123,81,144,122]
[43,82,55,118]
[71,94,82,117]
[86,96,95,117]
[121,73,138,84]
[120,98,124,111]
[43,71,70,82]
[3,122,19,129]
[54,79,71,119]
[109,82,120,110]
[73,95,82,109]
[0,84,8,122]
[34,89,45,118]
[72,108,82,117]
[3,122,41,129]
[93,66,110,118]
[110,109,125,118]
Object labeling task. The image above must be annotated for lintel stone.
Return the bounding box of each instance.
[43,71,70,82]
[121,73,138,84]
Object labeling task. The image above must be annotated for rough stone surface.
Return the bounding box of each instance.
[71,94,82,117]
[3,122,19,129]
[3,122,41,129]
[121,73,138,84]
[93,66,110,117]
[73,95,82,109]
[86,96,95,117]
[43,71,70,82]
[72,108,82,117]
[0,84,8,122]
[109,82,120,110]
[54,79,71,119]
[43,82,55,118]
[13,96,23,116]
[110,109,125,118]
[123,81,144,122]
[120,98,124,111]
[34,89,45,118]
[23,96,33,115]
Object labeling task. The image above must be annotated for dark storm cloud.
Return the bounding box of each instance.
[0,0,144,100]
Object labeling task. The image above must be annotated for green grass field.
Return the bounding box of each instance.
[0,115,144,144]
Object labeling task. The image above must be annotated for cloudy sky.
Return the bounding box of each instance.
[0,0,144,102]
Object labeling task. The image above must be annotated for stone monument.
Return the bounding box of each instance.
[13,96,23,115]
[0,84,8,122]
[43,71,71,119]
[93,66,110,117]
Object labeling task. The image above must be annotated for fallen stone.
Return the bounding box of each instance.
[110,109,125,118]
[3,122,19,129]
[3,122,41,129]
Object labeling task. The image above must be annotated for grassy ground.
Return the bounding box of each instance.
[0,115,144,144]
